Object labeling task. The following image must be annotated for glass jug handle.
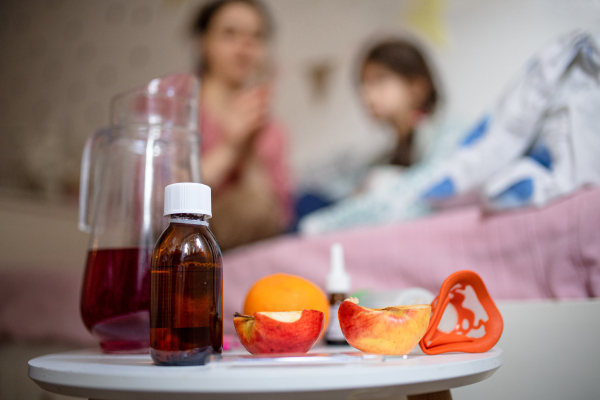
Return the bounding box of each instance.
[78,128,111,233]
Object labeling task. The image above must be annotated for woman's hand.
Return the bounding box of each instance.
[220,85,271,149]
[202,84,271,189]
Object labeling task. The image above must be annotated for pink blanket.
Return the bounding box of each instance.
[0,269,94,344]
[222,187,600,333]
[2,188,598,342]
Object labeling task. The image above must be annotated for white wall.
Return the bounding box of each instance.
[454,299,600,400]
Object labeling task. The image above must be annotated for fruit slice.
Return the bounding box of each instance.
[233,309,324,355]
[338,297,431,355]
[243,274,330,340]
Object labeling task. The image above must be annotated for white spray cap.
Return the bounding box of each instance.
[326,243,351,293]
[164,182,212,217]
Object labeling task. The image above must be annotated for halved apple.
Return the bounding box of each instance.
[338,297,431,355]
[233,309,324,355]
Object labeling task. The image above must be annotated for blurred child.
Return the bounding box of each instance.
[300,31,600,236]
[360,39,438,168]
[299,38,464,234]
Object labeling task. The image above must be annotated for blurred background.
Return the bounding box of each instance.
[0,0,598,269]
[1,1,599,399]
[1,0,599,270]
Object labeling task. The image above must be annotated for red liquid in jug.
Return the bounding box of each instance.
[80,247,152,353]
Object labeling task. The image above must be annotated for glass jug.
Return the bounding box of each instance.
[78,73,201,353]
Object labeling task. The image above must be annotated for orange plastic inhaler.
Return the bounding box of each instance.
[420,270,503,355]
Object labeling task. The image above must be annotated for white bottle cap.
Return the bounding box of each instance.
[326,243,351,293]
[164,182,212,217]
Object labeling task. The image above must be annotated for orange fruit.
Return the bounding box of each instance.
[243,273,330,339]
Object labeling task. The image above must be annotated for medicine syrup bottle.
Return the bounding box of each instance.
[150,183,223,365]
[325,243,351,345]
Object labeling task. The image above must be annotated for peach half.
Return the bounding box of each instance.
[233,309,324,355]
[338,297,431,355]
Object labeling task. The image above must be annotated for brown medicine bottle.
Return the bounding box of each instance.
[150,183,223,366]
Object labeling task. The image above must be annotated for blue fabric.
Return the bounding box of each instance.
[289,192,334,232]
[460,115,491,147]
[491,178,534,208]
[421,177,456,201]
[526,142,553,170]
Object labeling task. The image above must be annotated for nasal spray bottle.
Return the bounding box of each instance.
[325,243,351,345]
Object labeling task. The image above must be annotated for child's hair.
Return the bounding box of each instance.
[191,0,273,39]
[362,39,438,115]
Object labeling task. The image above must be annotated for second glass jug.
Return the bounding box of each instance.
[79,74,201,353]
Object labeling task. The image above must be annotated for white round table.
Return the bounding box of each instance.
[28,346,502,400]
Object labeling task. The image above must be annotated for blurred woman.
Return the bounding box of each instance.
[192,0,292,250]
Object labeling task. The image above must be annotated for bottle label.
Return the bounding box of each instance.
[170,218,208,226]
[326,302,346,341]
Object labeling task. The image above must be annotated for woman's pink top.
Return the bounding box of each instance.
[152,72,293,225]
[200,107,293,224]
